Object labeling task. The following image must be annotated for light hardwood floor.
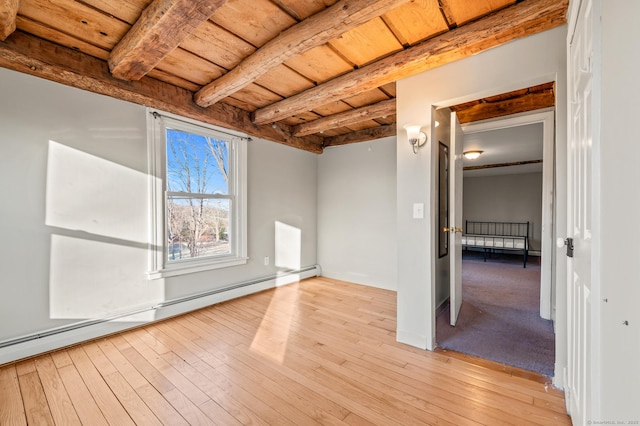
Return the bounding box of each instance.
[0,277,571,425]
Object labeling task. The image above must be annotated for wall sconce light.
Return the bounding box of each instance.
[404,124,427,154]
[463,150,483,160]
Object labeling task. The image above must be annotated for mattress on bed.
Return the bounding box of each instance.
[462,235,526,249]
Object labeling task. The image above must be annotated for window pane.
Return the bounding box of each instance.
[166,128,229,195]
[167,196,230,261]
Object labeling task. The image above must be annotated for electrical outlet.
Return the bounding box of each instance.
[264,256,269,266]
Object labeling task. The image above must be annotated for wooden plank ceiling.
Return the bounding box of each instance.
[0,0,567,153]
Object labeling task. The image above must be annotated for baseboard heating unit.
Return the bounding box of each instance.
[0,265,320,365]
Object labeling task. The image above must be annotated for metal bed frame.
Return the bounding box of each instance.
[462,221,530,267]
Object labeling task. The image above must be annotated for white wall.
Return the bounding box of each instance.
[0,68,153,341]
[597,1,640,418]
[396,25,567,358]
[463,173,543,252]
[317,138,397,290]
[0,68,318,347]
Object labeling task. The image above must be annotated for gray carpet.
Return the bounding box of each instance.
[436,251,555,377]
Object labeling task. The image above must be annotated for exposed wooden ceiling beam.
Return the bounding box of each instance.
[0,0,20,41]
[464,159,543,171]
[109,0,227,81]
[452,82,554,123]
[194,0,410,108]
[323,124,397,147]
[253,0,568,125]
[294,98,396,137]
[0,31,323,153]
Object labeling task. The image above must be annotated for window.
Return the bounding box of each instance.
[148,110,247,278]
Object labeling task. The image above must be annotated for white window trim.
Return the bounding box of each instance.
[147,109,248,279]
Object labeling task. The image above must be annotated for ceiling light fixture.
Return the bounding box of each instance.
[403,124,427,154]
[463,150,483,160]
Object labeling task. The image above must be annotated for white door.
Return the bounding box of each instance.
[449,113,464,326]
[566,0,595,421]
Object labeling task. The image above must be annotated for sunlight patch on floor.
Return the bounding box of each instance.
[249,286,298,364]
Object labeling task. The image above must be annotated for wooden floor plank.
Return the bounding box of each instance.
[193,306,412,425]
[161,388,217,425]
[108,334,177,395]
[0,277,570,425]
[56,364,109,426]
[96,338,151,390]
[272,324,508,425]
[232,313,450,424]
[14,359,36,376]
[17,371,55,425]
[135,384,190,426]
[33,355,81,426]
[0,365,27,426]
[96,337,190,426]
[231,302,520,424]
[67,346,136,426]
[199,308,424,424]
[102,371,164,426]
[121,331,211,407]
[186,359,271,426]
[151,322,268,425]
[82,341,164,426]
[158,335,305,426]
[211,352,351,426]
[50,350,74,369]
[182,316,353,423]
[159,350,245,426]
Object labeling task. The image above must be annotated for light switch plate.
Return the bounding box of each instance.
[413,203,424,219]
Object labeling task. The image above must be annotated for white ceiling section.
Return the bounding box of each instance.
[462,122,544,177]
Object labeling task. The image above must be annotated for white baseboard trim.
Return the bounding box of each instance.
[0,266,319,365]
[319,270,396,291]
[396,330,434,351]
[436,298,449,316]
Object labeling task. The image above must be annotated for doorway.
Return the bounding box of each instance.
[435,109,557,377]
[462,110,556,320]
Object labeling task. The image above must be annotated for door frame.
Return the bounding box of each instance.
[461,109,555,321]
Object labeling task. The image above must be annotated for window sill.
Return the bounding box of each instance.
[147,257,248,280]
